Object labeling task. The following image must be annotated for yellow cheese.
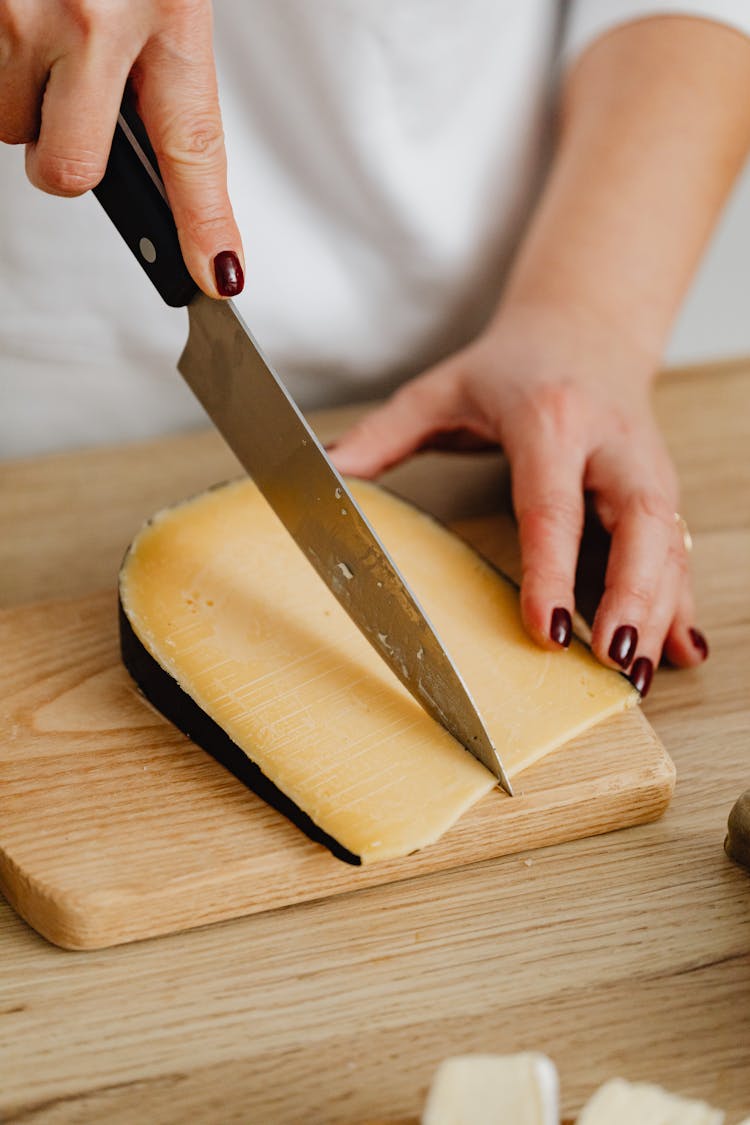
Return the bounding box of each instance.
[119,479,637,863]
[422,1053,559,1125]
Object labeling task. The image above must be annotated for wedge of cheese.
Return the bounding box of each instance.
[577,1078,724,1124]
[119,479,637,863]
[421,1053,559,1125]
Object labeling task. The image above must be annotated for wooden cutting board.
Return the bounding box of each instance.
[0,569,674,950]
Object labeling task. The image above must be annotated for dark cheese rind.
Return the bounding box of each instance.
[118,599,361,866]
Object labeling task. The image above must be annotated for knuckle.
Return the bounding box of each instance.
[182,205,231,240]
[60,0,108,38]
[625,488,674,527]
[627,584,654,609]
[163,0,210,20]
[0,32,14,73]
[34,150,105,194]
[349,410,388,443]
[0,2,24,51]
[394,376,433,413]
[612,580,654,611]
[386,376,442,428]
[523,380,585,438]
[159,111,225,168]
[519,492,583,538]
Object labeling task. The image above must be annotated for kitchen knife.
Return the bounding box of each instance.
[93,96,512,795]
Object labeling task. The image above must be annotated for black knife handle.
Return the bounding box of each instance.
[93,93,197,308]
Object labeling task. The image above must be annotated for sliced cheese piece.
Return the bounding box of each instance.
[119,479,637,863]
[577,1078,724,1124]
[421,1052,559,1125]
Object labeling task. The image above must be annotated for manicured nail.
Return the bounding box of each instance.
[213,250,244,297]
[689,627,709,661]
[630,656,654,697]
[608,624,638,668]
[550,607,572,648]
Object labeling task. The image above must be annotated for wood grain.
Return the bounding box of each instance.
[0,586,671,950]
[0,358,749,1123]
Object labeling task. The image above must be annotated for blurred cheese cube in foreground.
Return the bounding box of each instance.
[577,1077,724,1124]
[421,1053,559,1125]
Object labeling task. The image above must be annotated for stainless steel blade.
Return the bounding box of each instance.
[177,293,512,794]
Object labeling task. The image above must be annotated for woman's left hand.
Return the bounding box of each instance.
[329,305,708,694]
[328,12,750,693]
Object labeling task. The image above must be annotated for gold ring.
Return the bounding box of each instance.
[675,512,693,554]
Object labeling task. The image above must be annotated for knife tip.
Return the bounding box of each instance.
[496,760,514,797]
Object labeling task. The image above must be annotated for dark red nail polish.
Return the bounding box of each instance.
[689,627,709,661]
[213,250,244,297]
[550,607,572,648]
[630,656,654,697]
[608,624,638,668]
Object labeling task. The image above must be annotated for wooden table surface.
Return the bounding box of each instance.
[1,359,749,1124]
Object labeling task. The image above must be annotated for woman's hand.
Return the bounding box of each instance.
[329,15,750,691]
[0,0,243,297]
[330,305,708,693]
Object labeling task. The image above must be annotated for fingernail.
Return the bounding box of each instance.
[689,627,709,661]
[213,250,244,297]
[630,656,654,697]
[550,607,572,648]
[608,624,638,668]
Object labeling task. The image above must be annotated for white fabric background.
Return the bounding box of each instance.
[1,0,748,458]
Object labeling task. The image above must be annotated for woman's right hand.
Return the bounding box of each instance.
[0,0,244,297]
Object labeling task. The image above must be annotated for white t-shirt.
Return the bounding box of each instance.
[1,0,749,458]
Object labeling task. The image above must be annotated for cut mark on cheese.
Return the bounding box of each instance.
[119,479,638,864]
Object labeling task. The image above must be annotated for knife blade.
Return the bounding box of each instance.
[93,95,512,794]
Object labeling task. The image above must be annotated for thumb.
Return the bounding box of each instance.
[329,361,465,478]
[133,6,243,298]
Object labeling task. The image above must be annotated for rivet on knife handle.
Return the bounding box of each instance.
[93,92,197,308]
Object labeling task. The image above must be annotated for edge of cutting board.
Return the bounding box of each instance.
[0,591,674,950]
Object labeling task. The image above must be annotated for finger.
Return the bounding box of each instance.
[510,438,586,650]
[0,5,48,144]
[134,9,243,298]
[25,44,134,195]
[329,362,468,478]
[590,486,679,671]
[662,573,709,668]
[624,545,687,696]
